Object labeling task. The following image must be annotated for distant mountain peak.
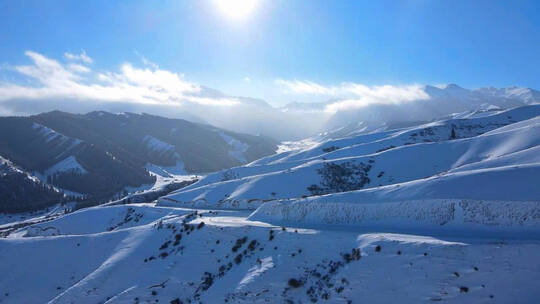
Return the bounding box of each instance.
[444,83,464,90]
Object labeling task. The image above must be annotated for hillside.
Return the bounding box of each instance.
[1,203,539,303]
[158,105,540,209]
[0,111,277,211]
[0,156,66,213]
[33,110,278,173]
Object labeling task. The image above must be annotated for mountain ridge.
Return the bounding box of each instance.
[0,110,278,212]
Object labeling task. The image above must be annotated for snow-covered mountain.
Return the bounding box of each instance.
[158,105,540,210]
[0,156,67,213]
[1,104,539,303]
[0,111,277,211]
[202,84,540,141]
[474,86,540,105]
[290,84,540,140]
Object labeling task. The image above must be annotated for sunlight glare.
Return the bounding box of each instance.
[214,0,259,20]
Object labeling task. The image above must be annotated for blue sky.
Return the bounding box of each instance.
[1,0,539,105]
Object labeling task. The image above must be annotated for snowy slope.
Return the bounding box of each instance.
[143,135,177,156]
[219,132,250,163]
[271,104,540,165]
[32,123,83,147]
[145,161,187,177]
[43,156,88,178]
[2,204,540,304]
[249,164,540,231]
[158,106,540,210]
[175,105,537,197]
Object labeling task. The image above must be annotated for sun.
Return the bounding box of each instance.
[214,0,259,20]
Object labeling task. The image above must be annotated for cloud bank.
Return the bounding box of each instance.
[1,51,536,140]
[0,51,242,107]
[0,51,320,139]
[276,79,430,112]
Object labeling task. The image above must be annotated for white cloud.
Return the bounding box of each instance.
[243,77,251,82]
[325,83,429,112]
[275,79,430,112]
[68,64,91,73]
[275,79,340,95]
[0,50,240,107]
[14,51,81,87]
[141,56,159,69]
[64,50,93,64]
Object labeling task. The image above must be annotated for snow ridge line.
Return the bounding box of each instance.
[248,199,540,234]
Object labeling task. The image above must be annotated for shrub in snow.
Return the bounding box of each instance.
[221,170,239,181]
[307,161,371,195]
[322,146,340,153]
[287,278,303,288]
[234,254,243,264]
[343,248,361,263]
[247,240,258,251]
[231,237,248,252]
[200,272,214,291]
[159,241,171,250]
